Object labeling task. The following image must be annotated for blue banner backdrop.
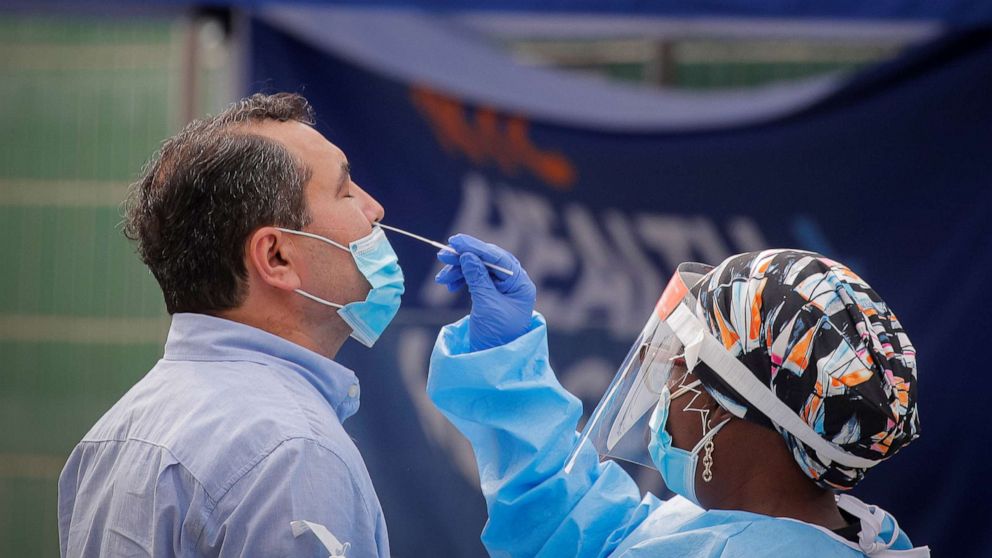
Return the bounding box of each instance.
[14,1,991,26]
[249,21,992,556]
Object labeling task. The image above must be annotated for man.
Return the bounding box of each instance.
[58,93,400,557]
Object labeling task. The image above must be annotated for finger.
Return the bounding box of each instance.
[437,248,460,265]
[435,264,464,285]
[446,277,466,292]
[491,265,525,294]
[444,246,517,288]
[448,234,519,271]
[460,252,496,295]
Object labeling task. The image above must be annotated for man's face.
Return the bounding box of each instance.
[255,120,385,308]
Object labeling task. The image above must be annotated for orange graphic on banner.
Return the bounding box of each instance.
[410,86,577,190]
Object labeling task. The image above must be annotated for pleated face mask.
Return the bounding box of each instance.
[278,225,405,348]
[648,374,731,507]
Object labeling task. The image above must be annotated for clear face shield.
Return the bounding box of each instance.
[564,262,712,473]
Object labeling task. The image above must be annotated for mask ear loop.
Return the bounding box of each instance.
[276,227,350,251]
[275,228,350,309]
[293,288,344,309]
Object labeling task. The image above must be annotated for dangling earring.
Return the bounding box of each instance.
[673,374,716,482]
[702,439,715,482]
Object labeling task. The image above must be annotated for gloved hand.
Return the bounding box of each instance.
[435,234,536,351]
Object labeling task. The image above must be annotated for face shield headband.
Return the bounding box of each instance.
[664,302,881,472]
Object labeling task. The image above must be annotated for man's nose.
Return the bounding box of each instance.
[354,183,385,224]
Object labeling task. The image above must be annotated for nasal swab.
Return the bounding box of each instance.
[376,223,515,277]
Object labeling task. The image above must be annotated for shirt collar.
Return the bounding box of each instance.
[163,313,361,422]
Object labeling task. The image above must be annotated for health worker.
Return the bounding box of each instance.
[427,238,929,557]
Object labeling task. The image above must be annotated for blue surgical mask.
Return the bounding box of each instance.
[648,383,730,507]
[277,226,405,348]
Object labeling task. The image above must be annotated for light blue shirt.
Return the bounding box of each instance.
[58,313,390,558]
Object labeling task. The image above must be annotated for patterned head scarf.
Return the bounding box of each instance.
[687,249,920,490]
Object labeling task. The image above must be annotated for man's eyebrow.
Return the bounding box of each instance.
[337,161,351,194]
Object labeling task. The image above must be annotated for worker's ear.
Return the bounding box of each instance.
[709,397,736,427]
[245,227,302,292]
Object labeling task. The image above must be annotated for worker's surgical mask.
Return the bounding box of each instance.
[648,380,731,507]
[277,226,405,348]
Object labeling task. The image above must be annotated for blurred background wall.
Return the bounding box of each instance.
[1,4,989,556]
[0,13,231,554]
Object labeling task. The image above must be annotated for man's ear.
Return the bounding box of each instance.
[245,227,301,292]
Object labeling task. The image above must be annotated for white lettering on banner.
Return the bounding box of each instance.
[419,173,769,338]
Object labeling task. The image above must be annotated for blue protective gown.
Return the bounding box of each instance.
[427,313,928,558]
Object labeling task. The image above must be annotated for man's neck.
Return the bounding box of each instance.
[283,322,348,359]
[216,303,350,360]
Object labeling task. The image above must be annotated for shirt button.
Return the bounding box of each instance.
[348,384,359,398]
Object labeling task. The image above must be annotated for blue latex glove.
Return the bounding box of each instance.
[435,234,536,351]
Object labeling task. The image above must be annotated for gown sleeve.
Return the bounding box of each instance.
[427,312,661,558]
